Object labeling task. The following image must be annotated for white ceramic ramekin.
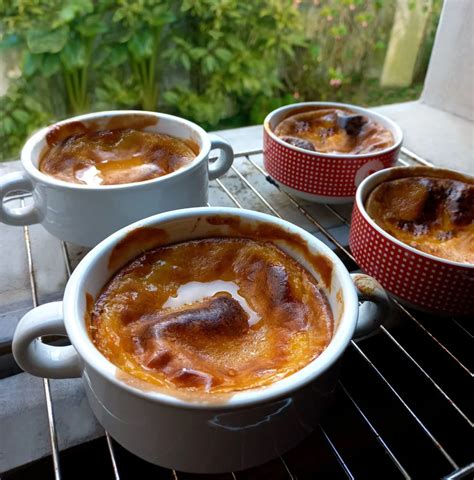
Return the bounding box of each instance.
[0,111,234,246]
[263,101,403,204]
[13,207,389,473]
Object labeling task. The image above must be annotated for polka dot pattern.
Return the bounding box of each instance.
[349,203,474,315]
[263,131,399,198]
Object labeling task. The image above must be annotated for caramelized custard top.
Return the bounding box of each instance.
[366,176,474,263]
[274,107,394,154]
[39,128,197,185]
[88,238,333,394]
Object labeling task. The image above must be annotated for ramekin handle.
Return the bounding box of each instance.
[352,273,390,339]
[13,301,82,378]
[208,134,234,180]
[0,171,41,225]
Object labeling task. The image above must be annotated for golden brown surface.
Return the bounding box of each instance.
[274,107,394,154]
[366,176,474,263]
[40,128,197,185]
[88,238,333,394]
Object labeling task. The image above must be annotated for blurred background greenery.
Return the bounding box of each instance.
[0,0,442,161]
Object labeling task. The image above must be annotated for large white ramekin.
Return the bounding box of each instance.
[13,207,389,473]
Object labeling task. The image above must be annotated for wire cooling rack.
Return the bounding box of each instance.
[1,146,473,480]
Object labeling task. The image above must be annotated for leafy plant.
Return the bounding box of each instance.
[282,0,442,105]
[2,1,110,119]
[162,0,305,128]
[0,0,304,159]
[112,0,176,110]
[282,0,397,102]
[0,0,441,162]
[0,78,52,159]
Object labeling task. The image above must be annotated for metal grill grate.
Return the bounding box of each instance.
[2,146,473,480]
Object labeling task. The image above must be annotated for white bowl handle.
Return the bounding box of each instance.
[12,301,82,378]
[352,273,390,339]
[208,134,234,180]
[0,171,42,225]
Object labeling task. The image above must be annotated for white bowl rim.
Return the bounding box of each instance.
[64,207,359,410]
[264,101,403,159]
[21,110,212,191]
[355,165,474,269]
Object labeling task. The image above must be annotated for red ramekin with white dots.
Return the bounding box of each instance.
[349,166,474,316]
[263,102,403,204]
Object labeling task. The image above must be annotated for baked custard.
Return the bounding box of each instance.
[366,176,474,263]
[40,128,197,185]
[88,238,333,394]
[274,107,394,154]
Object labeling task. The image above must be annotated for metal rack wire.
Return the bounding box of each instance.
[5,146,473,480]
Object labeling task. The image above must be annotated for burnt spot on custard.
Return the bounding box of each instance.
[446,181,474,226]
[336,114,368,137]
[279,136,316,151]
[137,295,250,341]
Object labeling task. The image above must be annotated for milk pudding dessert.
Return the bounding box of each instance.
[88,238,334,394]
[274,107,394,155]
[40,125,198,186]
[366,176,474,264]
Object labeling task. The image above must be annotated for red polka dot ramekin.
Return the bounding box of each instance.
[349,166,474,316]
[263,102,403,204]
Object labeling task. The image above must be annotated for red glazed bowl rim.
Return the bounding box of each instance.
[264,101,403,159]
[355,165,474,269]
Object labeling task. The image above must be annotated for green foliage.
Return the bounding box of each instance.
[0,0,441,161]
[112,0,177,110]
[0,79,52,159]
[282,0,442,104]
[282,0,397,101]
[162,0,304,128]
[0,0,303,159]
